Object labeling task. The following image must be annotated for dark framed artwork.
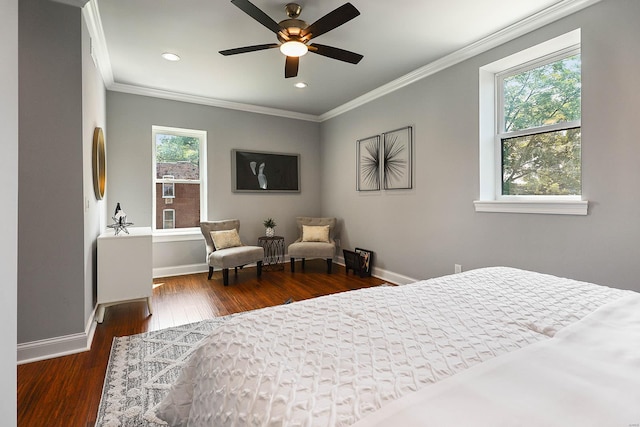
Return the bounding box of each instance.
[355,247,373,276]
[232,149,300,192]
[383,126,412,189]
[357,135,381,191]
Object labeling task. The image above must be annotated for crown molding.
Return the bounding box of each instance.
[109,83,321,122]
[83,0,601,122]
[52,0,90,7]
[82,0,113,86]
[318,0,602,121]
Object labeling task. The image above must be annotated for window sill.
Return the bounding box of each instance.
[152,228,203,243]
[473,199,588,215]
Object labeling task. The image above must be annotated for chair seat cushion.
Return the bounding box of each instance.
[209,246,264,269]
[288,241,335,258]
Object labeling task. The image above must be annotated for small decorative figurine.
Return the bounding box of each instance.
[108,202,134,235]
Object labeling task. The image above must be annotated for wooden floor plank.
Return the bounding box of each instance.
[17,262,386,426]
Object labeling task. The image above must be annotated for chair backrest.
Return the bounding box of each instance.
[200,219,241,254]
[295,217,337,241]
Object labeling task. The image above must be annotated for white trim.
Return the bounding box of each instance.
[110,82,320,123]
[153,263,209,279]
[319,1,598,121]
[82,1,114,87]
[52,0,89,7]
[153,228,203,242]
[473,199,588,215]
[162,209,176,228]
[498,120,581,140]
[334,256,417,285]
[18,307,98,364]
[82,0,601,121]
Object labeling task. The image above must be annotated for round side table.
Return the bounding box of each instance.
[257,236,285,271]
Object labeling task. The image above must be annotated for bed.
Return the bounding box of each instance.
[155,267,640,426]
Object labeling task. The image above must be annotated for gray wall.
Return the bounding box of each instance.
[19,0,86,342]
[18,0,104,345]
[321,0,640,292]
[106,92,321,271]
[1,0,19,421]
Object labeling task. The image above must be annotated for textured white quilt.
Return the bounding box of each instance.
[352,293,640,427]
[155,267,631,426]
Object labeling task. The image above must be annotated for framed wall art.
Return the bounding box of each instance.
[383,126,412,190]
[355,247,373,277]
[92,127,106,200]
[356,135,381,191]
[232,149,300,192]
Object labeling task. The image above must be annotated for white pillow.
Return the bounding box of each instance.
[210,229,242,250]
[302,225,330,242]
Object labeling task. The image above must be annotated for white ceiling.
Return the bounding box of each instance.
[91,0,590,119]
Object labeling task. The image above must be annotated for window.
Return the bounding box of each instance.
[476,29,587,215]
[162,209,176,229]
[499,52,581,196]
[152,126,207,232]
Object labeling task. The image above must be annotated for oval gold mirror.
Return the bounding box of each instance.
[92,127,106,200]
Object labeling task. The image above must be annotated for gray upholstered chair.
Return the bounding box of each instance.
[288,217,337,273]
[200,219,264,286]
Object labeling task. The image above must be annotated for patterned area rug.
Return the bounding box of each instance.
[95,316,234,426]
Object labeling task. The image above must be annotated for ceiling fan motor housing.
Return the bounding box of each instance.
[278,18,308,42]
[284,3,302,18]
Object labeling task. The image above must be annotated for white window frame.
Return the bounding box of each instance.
[152,125,207,239]
[162,209,176,229]
[475,29,588,215]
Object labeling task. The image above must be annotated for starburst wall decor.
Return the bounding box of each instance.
[356,126,412,191]
[356,135,380,191]
[383,126,412,189]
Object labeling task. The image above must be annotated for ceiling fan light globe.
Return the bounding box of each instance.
[280,41,308,57]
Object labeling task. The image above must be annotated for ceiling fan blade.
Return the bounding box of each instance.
[285,56,299,78]
[219,44,279,56]
[300,3,360,41]
[230,0,282,34]
[309,43,363,64]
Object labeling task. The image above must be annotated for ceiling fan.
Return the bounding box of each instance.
[219,0,364,78]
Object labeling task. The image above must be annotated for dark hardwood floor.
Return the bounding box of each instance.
[17,261,386,427]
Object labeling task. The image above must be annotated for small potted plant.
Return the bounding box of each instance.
[263,218,277,237]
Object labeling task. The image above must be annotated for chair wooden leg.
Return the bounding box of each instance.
[290,258,295,272]
[326,258,333,274]
[234,266,238,275]
[223,269,229,286]
[257,261,263,278]
[208,267,213,280]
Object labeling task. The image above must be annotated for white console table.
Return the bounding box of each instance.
[97,226,153,323]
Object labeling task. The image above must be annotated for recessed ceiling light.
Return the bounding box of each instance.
[161,52,181,61]
[294,82,307,89]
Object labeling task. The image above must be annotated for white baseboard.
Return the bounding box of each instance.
[18,306,98,365]
[153,263,208,278]
[334,256,418,285]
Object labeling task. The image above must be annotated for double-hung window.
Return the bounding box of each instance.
[152,126,207,233]
[476,29,588,215]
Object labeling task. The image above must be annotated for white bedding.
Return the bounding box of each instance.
[352,293,640,427]
[155,267,632,426]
